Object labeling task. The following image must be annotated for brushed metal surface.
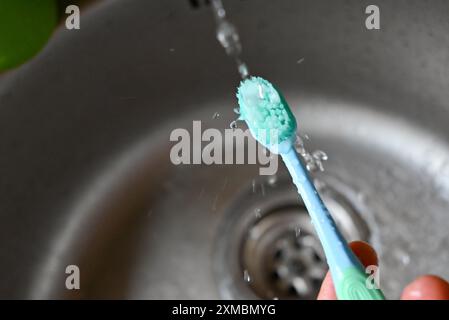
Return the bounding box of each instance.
[0,0,448,299]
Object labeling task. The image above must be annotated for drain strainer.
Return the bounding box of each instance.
[212,175,370,300]
[242,208,327,299]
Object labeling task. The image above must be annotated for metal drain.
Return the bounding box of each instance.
[242,208,327,299]
[212,175,370,300]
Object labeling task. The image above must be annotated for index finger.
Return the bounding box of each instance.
[316,241,378,300]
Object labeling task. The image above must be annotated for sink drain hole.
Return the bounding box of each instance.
[241,207,327,299]
[213,176,370,300]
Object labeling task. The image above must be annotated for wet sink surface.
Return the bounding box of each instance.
[0,0,449,299]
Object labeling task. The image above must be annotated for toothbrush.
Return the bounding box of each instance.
[236,76,385,300]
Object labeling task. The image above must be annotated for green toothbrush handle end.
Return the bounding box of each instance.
[336,267,386,300]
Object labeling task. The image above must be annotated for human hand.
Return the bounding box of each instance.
[317,241,449,300]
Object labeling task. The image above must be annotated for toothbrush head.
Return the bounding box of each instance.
[236,76,297,153]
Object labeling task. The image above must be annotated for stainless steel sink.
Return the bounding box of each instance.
[1,0,449,299]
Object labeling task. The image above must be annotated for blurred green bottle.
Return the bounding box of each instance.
[0,0,57,71]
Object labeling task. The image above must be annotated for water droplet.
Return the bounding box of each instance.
[357,192,366,202]
[294,135,306,155]
[230,120,238,129]
[212,112,220,119]
[312,150,328,172]
[313,150,328,161]
[273,296,279,300]
[238,62,249,79]
[255,208,261,219]
[216,21,241,56]
[216,8,226,18]
[294,133,328,172]
[258,84,264,99]
[243,270,251,282]
[295,226,301,237]
[233,107,240,115]
[267,175,277,186]
[394,249,411,266]
[252,179,256,193]
[296,57,305,64]
[401,254,411,266]
[169,48,175,52]
[260,182,266,196]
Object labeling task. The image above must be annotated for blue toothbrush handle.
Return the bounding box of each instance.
[281,146,385,300]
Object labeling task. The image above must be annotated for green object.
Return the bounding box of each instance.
[0,0,57,71]
[237,76,385,300]
[236,76,297,148]
[336,267,386,300]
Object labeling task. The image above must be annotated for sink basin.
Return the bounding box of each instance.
[0,0,449,299]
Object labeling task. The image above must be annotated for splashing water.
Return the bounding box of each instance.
[238,63,250,79]
[243,269,251,282]
[211,0,250,126]
[212,112,220,119]
[211,0,250,80]
[294,134,328,172]
[210,1,328,174]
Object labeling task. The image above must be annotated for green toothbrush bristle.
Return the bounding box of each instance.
[236,76,297,148]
